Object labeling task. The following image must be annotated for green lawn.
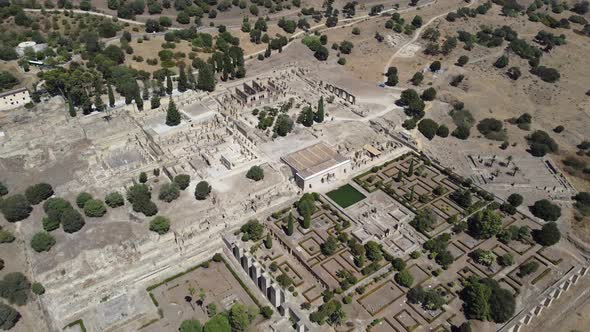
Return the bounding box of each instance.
[327,184,366,208]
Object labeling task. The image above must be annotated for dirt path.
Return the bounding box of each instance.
[382,0,480,82]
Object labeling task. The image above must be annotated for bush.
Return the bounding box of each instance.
[195,181,212,200]
[518,261,539,277]
[421,87,437,101]
[494,55,509,68]
[260,306,273,319]
[429,61,441,72]
[24,183,53,205]
[76,192,93,208]
[394,270,414,287]
[457,55,469,66]
[452,125,470,140]
[530,199,561,221]
[0,229,14,243]
[159,183,180,202]
[149,216,171,234]
[246,166,264,181]
[31,283,45,295]
[0,272,30,306]
[174,174,191,190]
[105,192,125,208]
[61,208,85,233]
[83,199,107,217]
[531,66,560,82]
[30,232,56,252]
[418,119,439,140]
[337,57,346,65]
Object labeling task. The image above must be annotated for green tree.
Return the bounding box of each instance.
[166,99,181,126]
[174,174,191,190]
[468,209,502,239]
[61,209,85,233]
[21,184,53,205]
[194,181,211,200]
[394,270,414,287]
[151,95,160,109]
[150,216,171,234]
[260,306,273,319]
[530,199,561,221]
[286,212,294,235]
[0,272,30,306]
[178,66,188,92]
[105,192,125,208]
[158,183,180,202]
[197,64,216,92]
[315,96,325,123]
[204,313,230,332]
[76,192,93,208]
[179,319,202,332]
[30,232,56,252]
[84,199,107,217]
[298,106,314,127]
[320,236,338,256]
[0,303,20,330]
[534,221,560,246]
[229,303,257,332]
[0,182,8,197]
[0,194,32,222]
[264,232,272,249]
[507,193,523,207]
[364,241,383,261]
[31,282,44,295]
[418,118,439,140]
[246,166,264,181]
[107,83,115,107]
[166,74,173,95]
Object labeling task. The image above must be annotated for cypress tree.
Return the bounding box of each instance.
[286,212,294,235]
[197,64,216,92]
[265,232,273,249]
[396,170,403,182]
[315,96,325,123]
[165,99,181,126]
[94,94,104,112]
[68,98,76,117]
[407,159,414,177]
[107,84,115,107]
[166,74,173,95]
[142,81,149,100]
[151,95,160,109]
[178,67,188,92]
[134,87,143,111]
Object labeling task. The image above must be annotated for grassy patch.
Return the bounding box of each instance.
[326,184,366,208]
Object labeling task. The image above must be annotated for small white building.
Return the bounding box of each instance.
[15,41,47,56]
[0,88,31,111]
[281,142,351,191]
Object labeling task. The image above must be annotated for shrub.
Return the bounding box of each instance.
[392,258,406,271]
[149,216,171,234]
[261,306,273,319]
[457,55,469,66]
[246,166,264,181]
[105,192,125,208]
[0,229,14,244]
[429,60,441,72]
[518,261,539,277]
[0,195,32,222]
[174,174,191,190]
[31,283,45,295]
[30,232,56,252]
[531,66,560,82]
[83,199,107,217]
[452,125,470,139]
[76,192,93,208]
[421,87,437,101]
[24,183,53,205]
